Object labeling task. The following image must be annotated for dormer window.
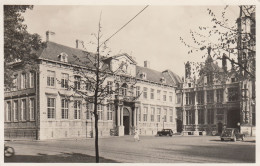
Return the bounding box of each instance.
[160,77,166,83]
[188,83,191,87]
[58,52,68,63]
[140,72,147,79]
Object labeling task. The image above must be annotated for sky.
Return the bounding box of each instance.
[22,5,240,77]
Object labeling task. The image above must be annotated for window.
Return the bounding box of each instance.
[6,102,11,122]
[97,104,103,120]
[107,104,113,120]
[47,98,55,119]
[143,107,148,122]
[29,98,35,120]
[163,108,167,122]
[231,77,236,83]
[207,74,213,84]
[13,100,18,121]
[29,72,34,88]
[216,89,223,103]
[197,91,204,104]
[122,83,128,96]
[61,99,69,119]
[151,107,155,122]
[107,81,113,94]
[207,109,214,124]
[61,73,69,89]
[74,100,81,119]
[207,90,214,103]
[47,71,55,87]
[11,74,18,91]
[216,109,224,121]
[21,73,26,89]
[186,110,195,125]
[188,83,191,87]
[157,90,161,100]
[169,108,173,122]
[21,99,26,121]
[150,89,154,99]
[86,103,93,120]
[228,88,239,101]
[74,76,81,90]
[198,109,204,124]
[136,86,140,97]
[139,109,141,121]
[169,92,173,102]
[157,108,161,122]
[186,92,195,105]
[176,93,181,104]
[143,87,148,99]
[163,91,167,101]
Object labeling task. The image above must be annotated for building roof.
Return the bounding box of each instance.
[39,41,181,86]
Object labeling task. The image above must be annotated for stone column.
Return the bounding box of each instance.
[117,106,120,126]
[118,105,124,136]
[133,108,136,127]
[120,106,123,126]
[136,107,139,128]
[204,108,208,125]
[194,91,198,130]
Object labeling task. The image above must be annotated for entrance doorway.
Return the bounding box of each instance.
[123,108,130,135]
[218,122,223,134]
[227,109,240,128]
[176,119,183,133]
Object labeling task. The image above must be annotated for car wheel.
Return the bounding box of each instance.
[221,138,224,141]
[233,137,236,142]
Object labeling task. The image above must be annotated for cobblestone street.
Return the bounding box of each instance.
[5,135,255,163]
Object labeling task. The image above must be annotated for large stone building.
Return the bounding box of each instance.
[176,7,255,136]
[4,41,181,140]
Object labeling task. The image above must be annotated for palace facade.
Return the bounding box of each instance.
[4,41,181,140]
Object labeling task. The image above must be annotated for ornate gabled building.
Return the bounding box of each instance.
[4,41,181,140]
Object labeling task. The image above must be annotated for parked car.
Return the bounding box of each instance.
[220,128,245,142]
[157,129,173,136]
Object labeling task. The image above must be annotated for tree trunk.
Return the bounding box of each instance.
[95,113,99,163]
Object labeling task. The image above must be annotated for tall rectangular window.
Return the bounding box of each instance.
[207,109,214,124]
[107,104,113,120]
[169,92,173,102]
[13,100,18,121]
[21,99,26,121]
[186,110,195,125]
[29,98,35,120]
[6,101,11,122]
[198,109,204,124]
[143,107,148,122]
[11,74,18,91]
[143,87,148,99]
[216,109,224,121]
[86,103,93,120]
[157,108,161,122]
[186,92,195,105]
[216,89,223,103]
[107,81,113,94]
[150,89,154,99]
[61,99,69,119]
[136,86,140,97]
[163,91,167,101]
[151,107,155,122]
[74,76,81,90]
[47,98,55,119]
[29,72,34,88]
[197,91,204,104]
[61,73,69,89]
[163,108,167,122]
[157,90,161,100]
[21,73,26,89]
[47,71,55,87]
[207,90,214,103]
[74,100,81,119]
[207,74,213,84]
[169,108,173,122]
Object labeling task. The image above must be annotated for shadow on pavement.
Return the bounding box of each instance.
[5,152,119,163]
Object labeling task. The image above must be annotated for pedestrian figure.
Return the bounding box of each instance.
[134,130,140,141]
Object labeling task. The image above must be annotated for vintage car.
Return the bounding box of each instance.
[157,129,173,136]
[220,128,245,142]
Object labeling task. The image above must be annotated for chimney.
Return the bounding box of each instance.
[46,31,55,42]
[76,39,84,49]
[144,60,150,68]
[185,61,191,79]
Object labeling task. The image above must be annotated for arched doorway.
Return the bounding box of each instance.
[123,107,130,135]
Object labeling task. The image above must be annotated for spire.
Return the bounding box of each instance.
[205,47,213,64]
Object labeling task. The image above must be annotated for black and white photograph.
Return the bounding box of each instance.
[1,0,257,164]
